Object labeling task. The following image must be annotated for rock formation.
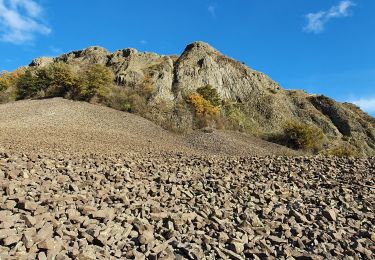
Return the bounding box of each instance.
[24,42,375,156]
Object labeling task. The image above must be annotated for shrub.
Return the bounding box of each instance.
[196,85,221,107]
[225,105,260,134]
[140,74,156,100]
[76,64,114,100]
[38,62,78,97]
[16,63,78,99]
[16,69,44,99]
[15,63,115,101]
[282,120,324,151]
[187,92,221,129]
[0,71,16,92]
[121,102,133,112]
[188,92,220,116]
[104,86,148,115]
[0,71,22,103]
[327,144,358,157]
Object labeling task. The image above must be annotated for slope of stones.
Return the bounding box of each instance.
[0,98,294,157]
[0,153,374,259]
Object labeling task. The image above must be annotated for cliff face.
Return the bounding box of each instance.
[27,42,375,156]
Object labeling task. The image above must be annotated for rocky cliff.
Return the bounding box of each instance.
[23,42,375,156]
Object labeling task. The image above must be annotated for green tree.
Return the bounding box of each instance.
[16,69,43,99]
[196,85,221,107]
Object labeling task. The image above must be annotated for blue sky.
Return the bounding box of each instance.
[0,0,374,115]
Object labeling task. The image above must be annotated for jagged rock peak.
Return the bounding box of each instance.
[182,41,219,55]
[81,46,110,55]
[29,57,54,67]
[121,48,138,57]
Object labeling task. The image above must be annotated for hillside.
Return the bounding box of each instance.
[0,44,374,260]
[0,42,374,156]
[0,139,374,259]
[0,98,295,156]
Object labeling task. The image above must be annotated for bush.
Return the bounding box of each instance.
[140,74,156,100]
[327,144,358,157]
[225,105,260,134]
[196,85,221,107]
[0,71,18,92]
[38,62,78,97]
[0,73,9,92]
[0,71,23,103]
[15,63,115,101]
[188,92,220,117]
[16,69,44,99]
[77,64,114,101]
[187,92,221,129]
[104,86,148,115]
[16,63,78,99]
[281,120,324,151]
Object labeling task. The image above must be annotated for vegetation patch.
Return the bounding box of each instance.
[196,85,221,107]
[325,143,358,158]
[224,105,260,135]
[270,120,325,152]
[0,70,23,103]
[186,87,222,129]
[188,92,220,116]
[15,63,114,101]
[77,64,114,101]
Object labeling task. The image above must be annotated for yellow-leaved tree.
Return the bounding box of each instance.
[76,64,114,101]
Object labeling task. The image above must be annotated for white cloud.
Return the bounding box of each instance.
[0,0,51,44]
[352,98,375,114]
[208,4,216,17]
[304,1,355,33]
[140,40,148,45]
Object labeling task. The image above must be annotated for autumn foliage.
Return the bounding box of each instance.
[188,92,220,116]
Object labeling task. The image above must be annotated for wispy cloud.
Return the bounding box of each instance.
[0,0,51,44]
[140,39,148,45]
[208,4,217,18]
[304,1,355,33]
[352,98,375,114]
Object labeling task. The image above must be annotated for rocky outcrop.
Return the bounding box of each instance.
[29,57,54,67]
[107,49,175,102]
[173,41,280,100]
[25,42,374,156]
[57,46,110,65]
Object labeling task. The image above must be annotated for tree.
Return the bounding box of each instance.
[0,74,10,92]
[188,92,220,116]
[77,64,114,100]
[38,62,78,97]
[196,85,221,107]
[16,69,43,99]
[16,62,78,99]
[0,71,20,92]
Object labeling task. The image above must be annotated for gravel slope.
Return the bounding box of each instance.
[0,98,374,259]
[0,98,294,156]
